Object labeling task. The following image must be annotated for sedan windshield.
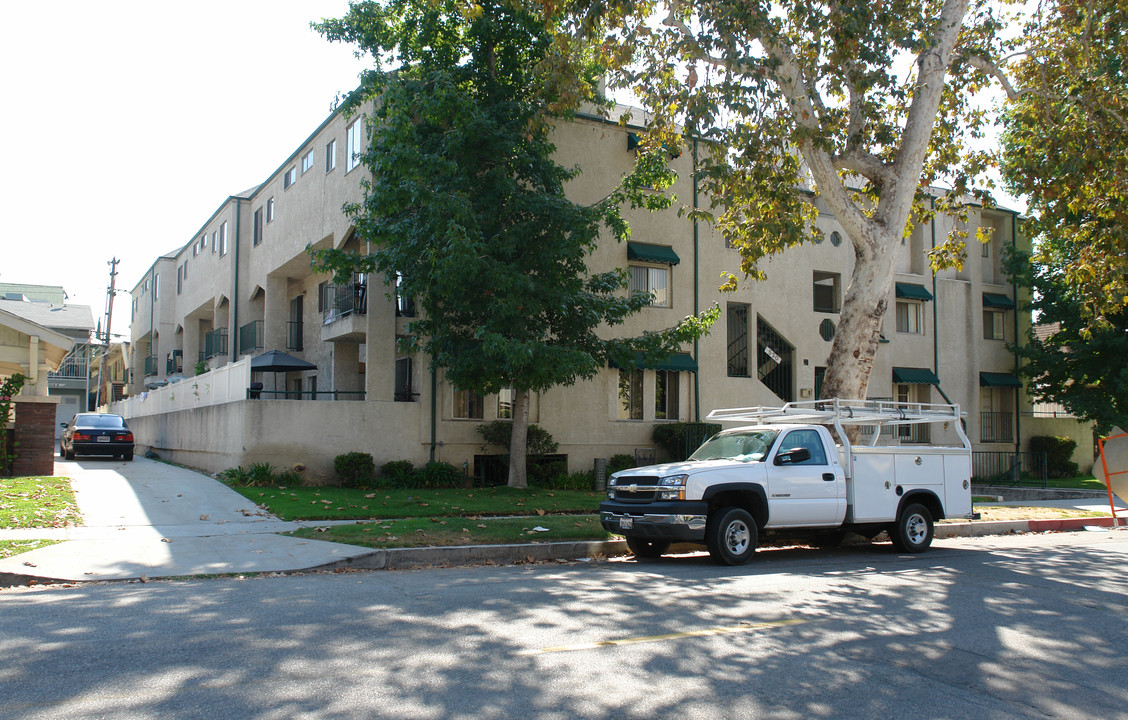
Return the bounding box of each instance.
[689,429,778,463]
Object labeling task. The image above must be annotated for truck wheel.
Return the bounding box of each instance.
[706,507,758,565]
[891,503,934,553]
[626,536,670,559]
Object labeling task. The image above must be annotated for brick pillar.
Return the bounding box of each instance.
[10,398,59,477]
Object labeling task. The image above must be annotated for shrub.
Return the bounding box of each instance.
[546,469,595,491]
[528,457,568,487]
[607,453,636,475]
[380,460,416,488]
[274,469,304,487]
[476,420,559,456]
[218,466,250,486]
[247,462,276,487]
[416,461,464,488]
[1029,436,1080,478]
[653,422,721,461]
[335,452,376,488]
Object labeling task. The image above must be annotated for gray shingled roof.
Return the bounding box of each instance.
[0,299,94,335]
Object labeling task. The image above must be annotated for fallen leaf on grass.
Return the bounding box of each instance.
[535,509,546,516]
[364,494,376,499]
[477,524,487,528]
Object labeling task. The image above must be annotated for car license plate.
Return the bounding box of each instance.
[97,436,111,443]
[620,517,633,530]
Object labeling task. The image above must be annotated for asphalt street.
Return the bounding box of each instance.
[2,530,1126,720]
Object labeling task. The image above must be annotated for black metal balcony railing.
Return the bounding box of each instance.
[204,328,228,360]
[287,321,304,351]
[322,282,367,322]
[897,424,932,444]
[239,321,264,356]
[144,356,158,377]
[979,411,1015,443]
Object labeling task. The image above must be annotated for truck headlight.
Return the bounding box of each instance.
[658,474,687,500]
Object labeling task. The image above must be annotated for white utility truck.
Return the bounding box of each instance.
[599,399,974,564]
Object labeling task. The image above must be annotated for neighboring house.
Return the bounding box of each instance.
[0,306,75,391]
[0,288,95,435]
[90,342,131,409]
[117,101,1093,481]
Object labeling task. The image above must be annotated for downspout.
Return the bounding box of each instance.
[232,198,242,358]
[692,138,701,421]
[928,196,961,417]
[149,268,155,390]
[429,358,437,463]
[1010,209,1021,456]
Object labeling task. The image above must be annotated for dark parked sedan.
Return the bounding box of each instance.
[60,413,134,461]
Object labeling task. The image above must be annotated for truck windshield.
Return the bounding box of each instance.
[689,429,778,463]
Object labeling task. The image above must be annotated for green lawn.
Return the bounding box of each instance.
[1047,475,1108,491]
[0,539,62,559]
[0,476,82,528]
[290,514,614,548]
[233,485,604,521]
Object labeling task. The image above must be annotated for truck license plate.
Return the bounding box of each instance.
[620,517,633,530]
[97,436,111,443]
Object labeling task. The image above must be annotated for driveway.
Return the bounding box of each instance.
[0,457,372,583]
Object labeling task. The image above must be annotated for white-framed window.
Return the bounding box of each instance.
[253,208,263,247]
[176,265,183,295]
[219,221,228,257]
[301,150,314,174]
[153,273,159,300]
[192,241,199,258]
[895,300,922,334]
[655,370,679,420]
[618,368,643,420]
[283,166,297,189]
[325,138,337,173]
[813,271,841,313]
[453,388,484,419]
[346,120,362,172]
[984,309,1006,340]
[629,265,669,307]
[211,230,218,253]
[497,388,514,419]
[266,197,275,223]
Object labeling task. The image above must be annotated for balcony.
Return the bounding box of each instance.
[239,321,264,356]
[980,411,1015,444]
[204,328,228,360]
[47,344,90,389]
[166,350,183,375]
[321,282,367,343]
[144,356,158,377]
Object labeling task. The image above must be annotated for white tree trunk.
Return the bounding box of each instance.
[507,389,530,489]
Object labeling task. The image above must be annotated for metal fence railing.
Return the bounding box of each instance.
[972,451,1048,487]
[980,411,1015,443]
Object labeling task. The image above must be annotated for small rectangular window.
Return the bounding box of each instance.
[453,388,484,419]
[325,138,337,173]
[497,388,514,419]
[813,271,841,313]
[153,273,159,301]
[346,120,362,172]
[984,309,1005,340]
[395,357,414,402]
[283,166,297,189]
[629,265,670,307]
[301,150,314,174]
[727,303,750,377]
[219,221,228,257]
[253,208,263,246]
[266,197,274,223]
[176,266,183,295]
[655,370,679,420]
[895,300,922,334]
[211,230,218,253]
[617,368,643,420]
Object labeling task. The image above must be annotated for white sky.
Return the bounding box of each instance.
[0,1,369,339]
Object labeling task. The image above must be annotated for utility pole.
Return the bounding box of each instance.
[94,258,119,410]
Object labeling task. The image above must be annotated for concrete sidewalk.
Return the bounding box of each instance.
[2,460,1126,586]
[0,457,373,585]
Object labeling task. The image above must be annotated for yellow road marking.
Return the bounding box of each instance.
[525,618,807,655]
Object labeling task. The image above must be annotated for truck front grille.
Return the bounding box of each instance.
[609,476,660,503]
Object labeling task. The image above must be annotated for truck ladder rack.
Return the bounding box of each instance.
[706,398,965,428]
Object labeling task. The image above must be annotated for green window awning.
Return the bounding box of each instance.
[980,372,1023,388]
[610,351,698,372]
[627,242,680,266]
[892,367,941,385]
[895,283,934,301]
[983,293,1016,309]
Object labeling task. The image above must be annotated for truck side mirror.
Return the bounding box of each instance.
[775,447,811,465]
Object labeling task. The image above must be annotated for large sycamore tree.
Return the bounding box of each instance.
[566,0,1006,402]
[312,0,717,487]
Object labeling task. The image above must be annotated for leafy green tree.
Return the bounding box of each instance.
[312,0,717,487]
[1009,244,1128,432]
[999,0,1128,332]
[566,0,1008,402]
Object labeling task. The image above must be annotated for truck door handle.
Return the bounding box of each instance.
[822,473,836,481]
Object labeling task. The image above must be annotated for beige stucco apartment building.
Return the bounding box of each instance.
[118,103,1092,482]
